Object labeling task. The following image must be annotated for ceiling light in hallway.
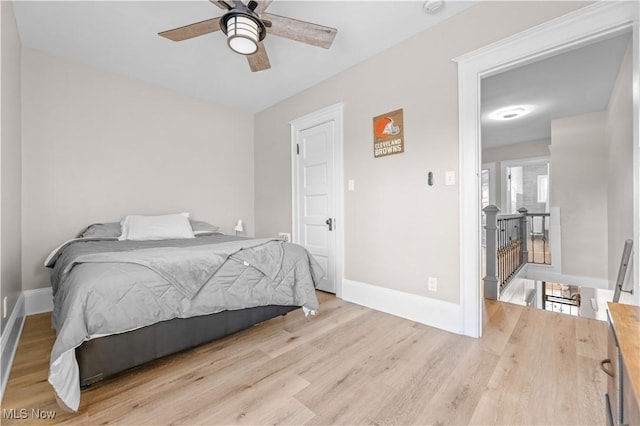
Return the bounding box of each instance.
[490,105,534,121]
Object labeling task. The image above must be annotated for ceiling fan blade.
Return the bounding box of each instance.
[158,17,222,41]
[262,13,337,49]
[253,0,274,14]
[247,42,271,72]
[209,0,233,9]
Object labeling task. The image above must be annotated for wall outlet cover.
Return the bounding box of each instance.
[428,277,438,292]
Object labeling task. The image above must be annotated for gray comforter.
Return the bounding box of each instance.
[47,234,322,412]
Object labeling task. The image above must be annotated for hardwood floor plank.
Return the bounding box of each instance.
[300,366,395,425]
[84,349,271,424]
[414,342,500,425]
[299,311,416,385]
[575,354,607,425]
[293,311,419,424]
[1,293,607,425]
[159,370,310,425]
[575,315,607,360]
[481,300,524,355]
[258,302,368,359]
[371,333,476,425]
[469,342,541,425]
[470,307,606,426]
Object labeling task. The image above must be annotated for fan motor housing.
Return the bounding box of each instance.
[220,9,267,42]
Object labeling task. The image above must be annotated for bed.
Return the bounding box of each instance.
[45,215,323,412]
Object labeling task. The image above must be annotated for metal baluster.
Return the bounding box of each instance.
[542,215,547,264]
[532,216,537,263]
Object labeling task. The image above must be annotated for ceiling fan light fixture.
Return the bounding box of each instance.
[159,2,337,72]
[224,14,261,55]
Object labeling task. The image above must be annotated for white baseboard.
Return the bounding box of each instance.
[1,293,25,403]
[24,287,53,315]
[342,279,462,335]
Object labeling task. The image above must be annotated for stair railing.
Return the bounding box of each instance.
[483,205,529,300]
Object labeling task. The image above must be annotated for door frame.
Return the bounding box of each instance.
[455,1,640,337]
[290,103,345,297]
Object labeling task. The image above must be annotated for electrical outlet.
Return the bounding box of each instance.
[428,277,438,292]
[3,297,7,319]
[278,232,291,242]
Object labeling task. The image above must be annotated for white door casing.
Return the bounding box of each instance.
[291,104,344,295]
[455,1,640,337]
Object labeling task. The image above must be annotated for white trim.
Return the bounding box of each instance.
[521,264,610,290]
[290,103,345,297]
[547,206,562,274]
[633,8,640,306]
[455,1,640,338]
[24,287,53,315]
[1,293,25,402]
[457,59,482,338]
[342,279,462,335]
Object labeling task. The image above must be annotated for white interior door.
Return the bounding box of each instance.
[292,114,339,293]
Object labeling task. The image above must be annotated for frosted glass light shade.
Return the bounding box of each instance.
[226,15,259,55]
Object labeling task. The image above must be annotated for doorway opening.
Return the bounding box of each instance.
[455,2,639,338]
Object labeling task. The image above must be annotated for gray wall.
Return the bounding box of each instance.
[21,49,255,291]
[483,139,550,163]
[254,1,589,304]
[606,41,633,290]
[515,162,548,214]
[1,0,22,334]
[551,111,608,280]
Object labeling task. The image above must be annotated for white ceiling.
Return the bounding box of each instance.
[13,0,477,113]
[481,32,631,149]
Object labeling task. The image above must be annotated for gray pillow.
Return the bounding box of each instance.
[80,222,121,238]
[190,220,220,235]
[79,220,219,238]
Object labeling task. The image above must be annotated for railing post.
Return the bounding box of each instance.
[518,207,529,265]
[483,204,500,300]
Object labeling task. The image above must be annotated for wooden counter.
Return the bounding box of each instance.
[607,302,640,425]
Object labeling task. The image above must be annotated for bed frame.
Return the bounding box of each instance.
[76,305,298,386]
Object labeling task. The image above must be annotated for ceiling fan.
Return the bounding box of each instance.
[158,0,338,72]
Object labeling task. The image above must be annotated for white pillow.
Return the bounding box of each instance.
[118,213,195,241]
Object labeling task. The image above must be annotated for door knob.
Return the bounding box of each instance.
[326,218,333,231]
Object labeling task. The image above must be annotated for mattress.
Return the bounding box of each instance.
[46,233,323,411]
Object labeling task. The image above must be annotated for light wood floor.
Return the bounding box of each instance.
[2,291,607,425]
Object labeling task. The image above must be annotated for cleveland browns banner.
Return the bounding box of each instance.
[373,108,404,158]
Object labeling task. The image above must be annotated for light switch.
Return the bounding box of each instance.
[348,179,355,191]
[445,171,456,186]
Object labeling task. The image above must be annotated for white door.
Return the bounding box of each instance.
[291,106,342,294]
